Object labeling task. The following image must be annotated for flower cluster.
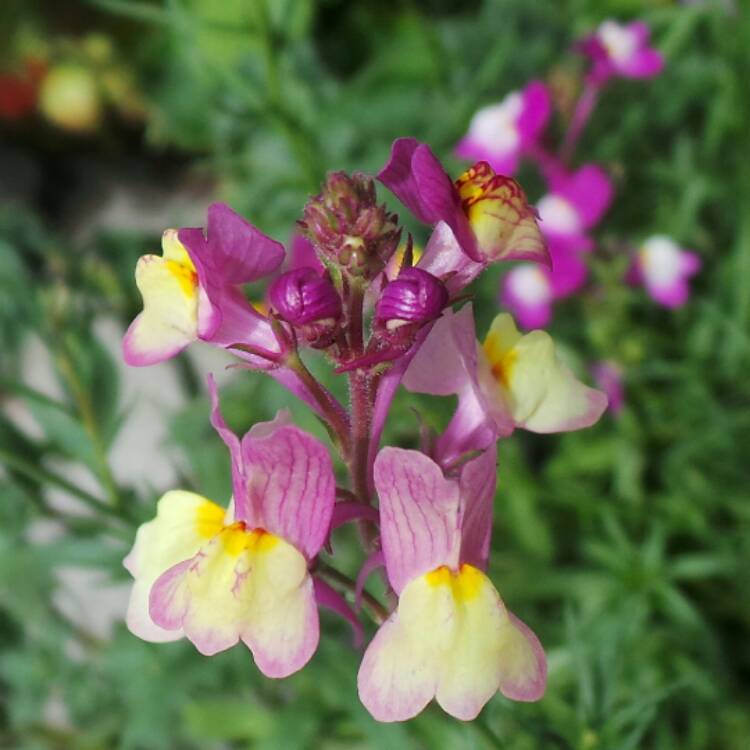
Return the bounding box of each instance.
[121,138,608,722]
[454,17,700,415]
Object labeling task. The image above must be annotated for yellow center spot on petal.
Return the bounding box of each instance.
[483,335,517,388]
[425,563,484,602]
[195,500,227,538]
[164,259,198,298]
[219,523,280,557]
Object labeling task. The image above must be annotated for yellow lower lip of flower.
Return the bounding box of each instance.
[164,259,198,298]
[195,500,226,538]
[220,524,280,557]
[425,563,484,602]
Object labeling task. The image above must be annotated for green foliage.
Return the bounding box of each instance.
[1,0,749,748]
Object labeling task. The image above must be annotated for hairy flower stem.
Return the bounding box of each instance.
[561,81,600,164]
[287,352,351,457]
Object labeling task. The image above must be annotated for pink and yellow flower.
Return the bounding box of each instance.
[377,138,548,268]
[403,305,607,461]
[123,203,284,367]
[123,379,336,678]
[358,447,546,721]
[455,81,551,176]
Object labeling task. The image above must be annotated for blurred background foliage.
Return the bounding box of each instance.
[0,0,749,748]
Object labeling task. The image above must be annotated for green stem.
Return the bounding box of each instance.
[55,348,121,510]
[287,352,351,457]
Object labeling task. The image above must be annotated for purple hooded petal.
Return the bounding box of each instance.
[242,421,335,560]
[205,202,285,283]
[373,447,461,594]
[289,234,324,273]
[378,138,476,259]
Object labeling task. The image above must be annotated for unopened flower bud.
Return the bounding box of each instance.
[376,268,448,331]
[269,267,342,349]
[299,171,401,279]
[269,267,342,326]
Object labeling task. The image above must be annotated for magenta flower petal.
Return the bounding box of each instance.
[456,448,497,570]
[548,239,590,298]
[500,265,553,330]
[551,164,614,231]
[205,202,285,283]
[518,81,551,147]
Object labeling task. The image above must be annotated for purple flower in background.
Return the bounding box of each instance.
[536,164,613,245]
[122,203,285,367]
[591,361,625,415]
[455,81,551,175]
[358,447,546,721]
[579,20,664,83]
[629,235,701,308]
[501,264,554,330]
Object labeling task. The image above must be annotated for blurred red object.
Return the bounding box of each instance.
[0,58,47,120]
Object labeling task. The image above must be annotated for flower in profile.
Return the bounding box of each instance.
[378,138,548,268]
[122,203,284,367]
[536,164,613,245]
[358,447,546,721]
[455,81,551,175]
[629,235,701,308]
[591,361,625,415]
[124,379,335,677]
[579,20,664,83]
[403,305,607,462]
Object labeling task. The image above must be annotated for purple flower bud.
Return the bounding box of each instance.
[269,267,342,326]
[376,268,448,330]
